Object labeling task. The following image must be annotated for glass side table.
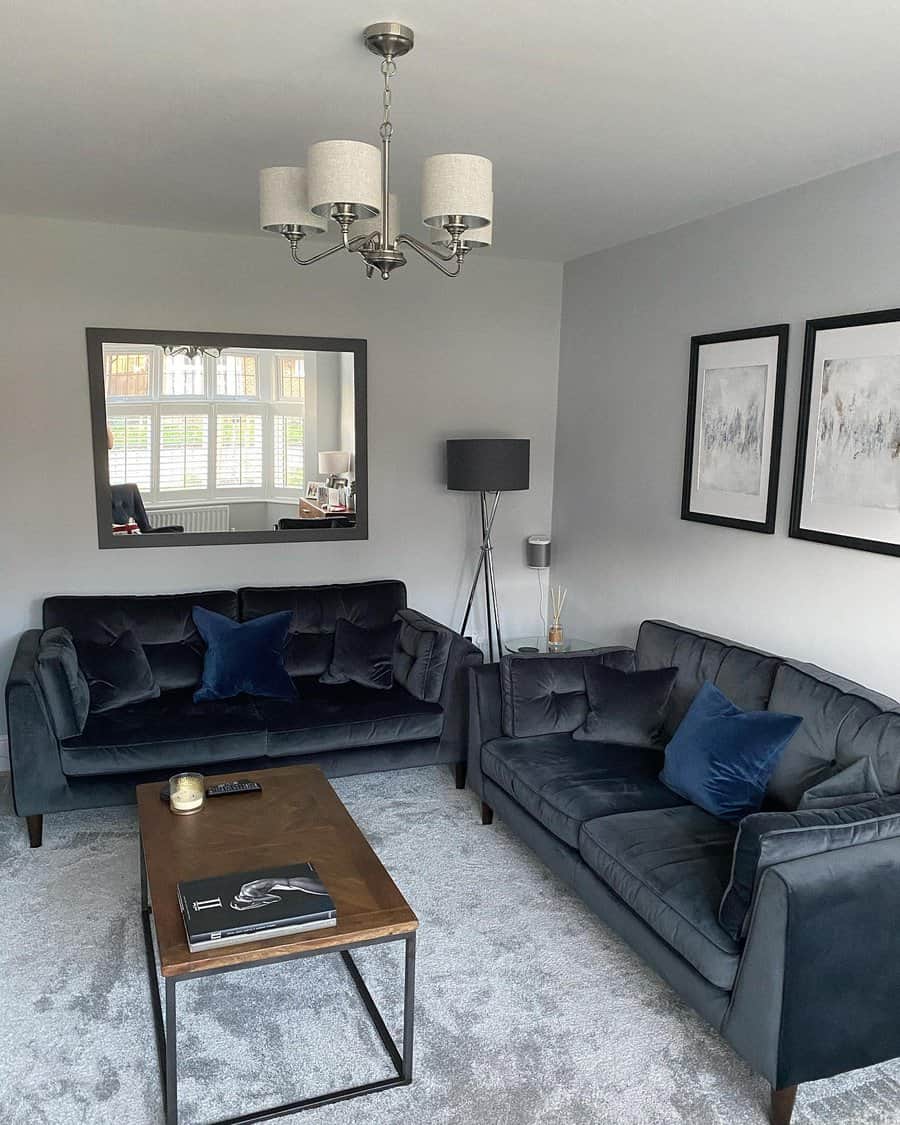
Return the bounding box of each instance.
[504,636,600,655]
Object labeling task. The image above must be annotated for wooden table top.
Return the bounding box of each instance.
[137,764,418,978]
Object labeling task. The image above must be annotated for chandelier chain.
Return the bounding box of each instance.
[379,57,395,140]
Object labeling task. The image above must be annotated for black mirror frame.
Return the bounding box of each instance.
[86,327,368,549]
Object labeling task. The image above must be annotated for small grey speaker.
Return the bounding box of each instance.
[526,534,551,568]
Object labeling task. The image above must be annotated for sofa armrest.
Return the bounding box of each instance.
[467,663,503,798]
[5,630,70,817]
[723,835,900,1088]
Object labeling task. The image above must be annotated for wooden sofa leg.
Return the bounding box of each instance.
[26,814,43,849]
[454,762,467,789]
[770,1084,797,1125]
[481,802,494,826]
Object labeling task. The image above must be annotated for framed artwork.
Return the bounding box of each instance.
[790,308,900,556]
[305,481,321,499]
[682,324,789,533]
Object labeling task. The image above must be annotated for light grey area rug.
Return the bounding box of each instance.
[1,768,898,1125]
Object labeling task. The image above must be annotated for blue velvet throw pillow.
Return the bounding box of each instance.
[193,607,295,702]
[660,682,802,823]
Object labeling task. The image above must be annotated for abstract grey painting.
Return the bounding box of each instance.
[698,364,766,496]
[811,355,900,510]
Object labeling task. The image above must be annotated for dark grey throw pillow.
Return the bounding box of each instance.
[573,663,678,749]
[75,629,160,714]
[719,794,900,941]
[319,617,401,691]
[797,757,884,810]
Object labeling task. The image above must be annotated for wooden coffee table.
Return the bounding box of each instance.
[137,764,418,1125]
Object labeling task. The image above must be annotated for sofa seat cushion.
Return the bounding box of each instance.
[579,806,740,989]
[259,678,443,756]
[60,689,266,776]
[481,734,687,848]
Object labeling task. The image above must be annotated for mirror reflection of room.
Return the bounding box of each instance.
[103,343,356,536]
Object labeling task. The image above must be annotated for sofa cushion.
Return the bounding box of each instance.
[393,609,454,702]
[579,806,741,989]
[320,617,401,691]
[193,607,296,702]
[500,649,634,738]
[574,663,677,749]
[43,590,237,692]
[259,677,443,756]
[635,621,781,738]
[797,757,884,811]
[75,628,160,713]
[766,663,895,808]
[60,688,266,776]
[238,581,407,678]
[481,734,687,848]
[660,683,802,823]
[719,794,900,942]
[34,627,90,739]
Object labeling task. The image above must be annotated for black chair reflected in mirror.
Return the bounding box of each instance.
[110,483,184,534]
[276,517,355,531]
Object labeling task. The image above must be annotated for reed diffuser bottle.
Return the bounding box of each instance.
[548,585,567,652]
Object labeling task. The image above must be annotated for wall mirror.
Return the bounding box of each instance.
[87,328,367,548]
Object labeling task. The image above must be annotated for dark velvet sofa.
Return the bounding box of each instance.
[467,620,900,1125]
[7,580,481,847]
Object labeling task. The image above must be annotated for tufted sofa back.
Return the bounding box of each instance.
[239,580,406,677]
[44,590,237,692]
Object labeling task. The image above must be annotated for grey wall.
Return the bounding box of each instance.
[0,214,562,740]
[553,153,900,698]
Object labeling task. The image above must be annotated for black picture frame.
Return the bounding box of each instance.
[87,327,368,550]
[681,323,789,534]
[789,307,900,557]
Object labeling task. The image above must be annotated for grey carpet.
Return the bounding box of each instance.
[1,768,898,1125]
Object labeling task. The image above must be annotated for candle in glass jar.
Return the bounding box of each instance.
[169,772,205,815]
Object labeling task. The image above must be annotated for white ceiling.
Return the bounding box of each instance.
[4,0,900,262]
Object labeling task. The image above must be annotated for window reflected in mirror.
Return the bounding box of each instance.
[88,331,366,546]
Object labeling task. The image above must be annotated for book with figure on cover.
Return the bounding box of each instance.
[177,862,336,952]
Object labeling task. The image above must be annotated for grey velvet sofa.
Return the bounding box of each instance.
[467,620,900,1125]
[6,579,482,847]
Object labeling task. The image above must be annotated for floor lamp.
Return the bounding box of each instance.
[447,438,531,661]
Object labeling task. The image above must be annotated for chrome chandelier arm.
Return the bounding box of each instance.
[288,233,377,266]
[396,234,463,277]
[289,239,347,267]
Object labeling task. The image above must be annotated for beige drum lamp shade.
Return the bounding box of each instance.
[421,154,492,229]
[259,167,327,235]
[307,140,382,219]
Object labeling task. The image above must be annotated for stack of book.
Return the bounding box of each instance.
[177,862,336,952]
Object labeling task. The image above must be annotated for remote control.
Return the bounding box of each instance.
[205,779,262,797]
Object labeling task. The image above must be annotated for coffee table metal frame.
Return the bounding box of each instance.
[140,838,416,1125]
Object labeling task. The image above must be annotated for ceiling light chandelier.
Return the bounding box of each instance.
[163,345,222,359]
[259,22,493,280]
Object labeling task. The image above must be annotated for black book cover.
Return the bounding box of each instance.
[178,862,336,951]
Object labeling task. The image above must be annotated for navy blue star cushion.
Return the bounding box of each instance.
[193,607,295,702]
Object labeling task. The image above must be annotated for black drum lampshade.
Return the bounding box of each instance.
[446,438,530,492]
